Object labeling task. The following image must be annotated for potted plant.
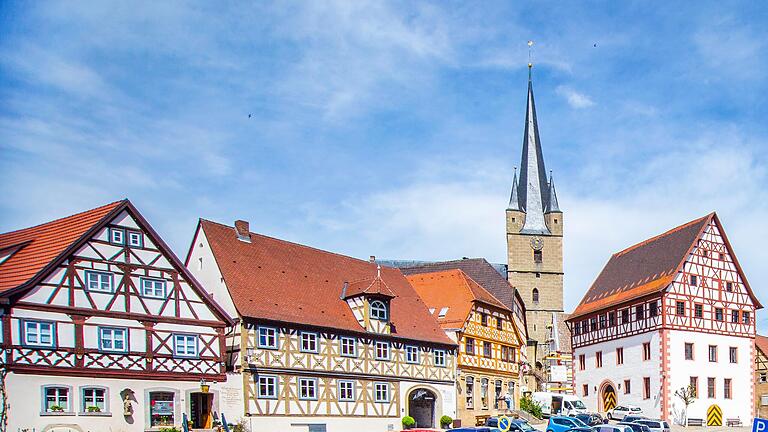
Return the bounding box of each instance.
[49,405,65,412]
[440,415,453,429]
[402,415,416,429]
[87,406,102,413]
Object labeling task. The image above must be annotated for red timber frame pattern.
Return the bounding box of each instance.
[570,217,758,350]
[568,215,761,421]
[0,200,231,381]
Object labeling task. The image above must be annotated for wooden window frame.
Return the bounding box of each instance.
[23,319,56,348]
[298,377,318,401]
[405,345,420,364]
[127,230,143,248]
[172,333,198,358]
[257,326,279,350]
[339,336,357,357]
[374,341,391,361]
[84,270,114,293]
[299,331,319,354]
[374,382,390,403]
[98,326,128,353]
[338,380,355,402]
[257,375,278,399]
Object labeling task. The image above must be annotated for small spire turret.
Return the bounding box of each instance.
[546,171,561,213]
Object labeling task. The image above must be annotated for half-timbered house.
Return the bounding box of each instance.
[186,219,457,432]
[405,269,525,427]
[391,258,533,392]
[0,200,232,432]
[567,213,762,425]
[756,335,768,418]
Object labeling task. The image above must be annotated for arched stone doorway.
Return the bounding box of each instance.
[599,381,617,413]
[408,388,436,428]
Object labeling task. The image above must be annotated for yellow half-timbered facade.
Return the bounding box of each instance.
[187,219,457,432]
[407,269,525,427]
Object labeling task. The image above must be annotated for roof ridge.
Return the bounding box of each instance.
[0,199,126,238]
[614,213,712,257]
[200,218,380,266]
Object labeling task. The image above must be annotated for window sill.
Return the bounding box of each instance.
[80,411,112,417]
[41,411,76,416]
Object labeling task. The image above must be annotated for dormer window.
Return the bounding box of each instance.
[370,300,388,321]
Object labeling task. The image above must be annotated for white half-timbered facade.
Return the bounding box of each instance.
[186,219,457,432]
[567,213,762,426]
[0,200,232,432]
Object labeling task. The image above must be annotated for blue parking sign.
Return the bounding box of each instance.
[754,417,768,432]
[497,416,511,432]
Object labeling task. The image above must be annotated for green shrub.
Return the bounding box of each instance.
[402,415,416,428]
[519,395,543,419]
[440,415,453,428]
[86,406,101,412]
[230,418,250,432]
[159,428,181,432]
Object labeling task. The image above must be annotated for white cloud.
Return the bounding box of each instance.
[301,138,768,334]
[556,85,595,109]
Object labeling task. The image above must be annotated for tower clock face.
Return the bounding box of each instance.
[530,237,544,251]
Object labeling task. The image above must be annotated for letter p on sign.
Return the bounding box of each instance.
[754,417,768,432]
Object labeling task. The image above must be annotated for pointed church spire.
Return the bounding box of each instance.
[517,63,551,234]
[507,167,522,211]
[546,171,561,213]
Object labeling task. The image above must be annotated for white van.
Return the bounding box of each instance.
[531,392,588,417]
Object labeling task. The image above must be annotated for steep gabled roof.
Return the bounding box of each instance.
[570,212,761,319]
[406,269,510,329]
[198,219,454,346]
[0,200,233,325]
[0,201,124,294]
[395,258,522,312]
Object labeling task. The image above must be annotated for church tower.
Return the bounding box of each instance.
[506,65,564,367]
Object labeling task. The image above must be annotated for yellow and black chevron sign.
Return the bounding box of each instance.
[707,404,722,426]
[603,389,616,411]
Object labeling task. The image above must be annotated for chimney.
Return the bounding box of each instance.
[234,220,251,242]
[369,255,376,263]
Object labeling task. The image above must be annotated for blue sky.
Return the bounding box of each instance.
[1,1,767,333]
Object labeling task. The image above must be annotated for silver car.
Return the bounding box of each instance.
[633,419,670,432]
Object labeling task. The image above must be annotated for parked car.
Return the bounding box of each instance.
[546,416,590,432]
[632,419,670,432]
[621,415,648,423]
[484,417,536,431]
[573,413,603,426]
[593,426,634,432]
[606,405,643,420]
[617,422,651,432]
[564,428,592,432]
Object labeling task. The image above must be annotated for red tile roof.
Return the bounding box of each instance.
[0,201,123,294]
[757,335,768,356]
[199,220,455,346]
[406,269,510,329]
[570,212,761,319]
[343,271,396,299]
